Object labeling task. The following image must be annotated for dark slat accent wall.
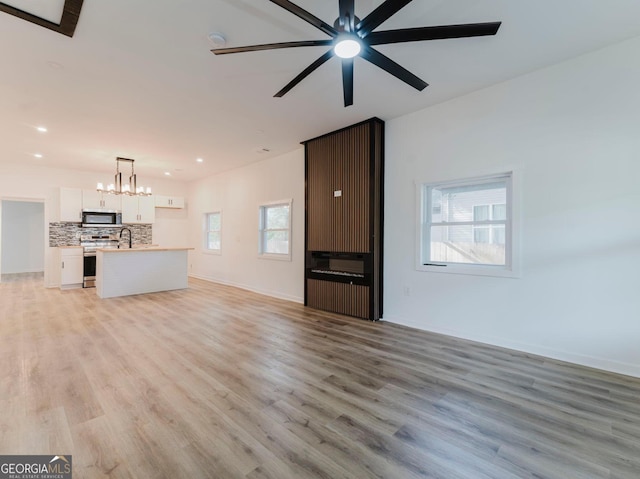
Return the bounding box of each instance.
[372,120,384,320]
[304,118,384,321]
[306,123,370,252]
[307,279,369,319]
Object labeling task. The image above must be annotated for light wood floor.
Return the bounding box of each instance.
[1,274,640,478]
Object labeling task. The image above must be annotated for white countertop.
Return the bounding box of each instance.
[97,246,193,253]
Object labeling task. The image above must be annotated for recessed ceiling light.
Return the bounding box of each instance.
[36,126,47,133]
[196,158,203,163]
[164,172,171,176]
[208,32,226,48]
[34,153,43,158]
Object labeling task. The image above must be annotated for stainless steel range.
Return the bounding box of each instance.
[80,234,119,288]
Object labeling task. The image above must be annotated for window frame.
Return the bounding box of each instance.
[258,199,292,261]
[416,170,521,278]
[203,210,222,255]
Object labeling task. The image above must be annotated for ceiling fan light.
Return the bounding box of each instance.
[334,36,361,59]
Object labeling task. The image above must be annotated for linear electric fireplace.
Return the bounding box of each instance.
[307,251,369,282]
[306,251,373,319]
[303,118,384,321]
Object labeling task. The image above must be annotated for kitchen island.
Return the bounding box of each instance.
[95,247,192,299]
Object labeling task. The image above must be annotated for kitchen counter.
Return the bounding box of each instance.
[95,247,193,299]
[97,246,187,253]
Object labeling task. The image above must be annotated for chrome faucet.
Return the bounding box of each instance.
[119,227,132,249]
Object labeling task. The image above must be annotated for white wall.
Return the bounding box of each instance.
[384,35,640,377]
[0,162,189,286]
[1,200,44,274]
[3,37,638,378]
[153,207,189,248]
[187,149,305,303]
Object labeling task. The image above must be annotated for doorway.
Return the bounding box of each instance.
[0,200,45,280]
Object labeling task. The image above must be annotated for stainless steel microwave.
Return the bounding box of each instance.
[81,210,122,228]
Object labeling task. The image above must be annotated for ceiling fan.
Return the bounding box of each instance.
[211,0,501,107]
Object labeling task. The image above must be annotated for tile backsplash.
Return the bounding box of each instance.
[49,223,152,247]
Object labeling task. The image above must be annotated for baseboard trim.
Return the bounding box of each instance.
[383,314,640,379]
[189,273,304,304]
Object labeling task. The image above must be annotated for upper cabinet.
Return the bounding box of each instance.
[122,195,155,224]
[82,190,121,211]
[59,187,83,222]
[155,195,184,209]
[58,187,166,224]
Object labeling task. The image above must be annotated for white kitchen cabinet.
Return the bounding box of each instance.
[122,195,155,224]
[155,195,184,209]
[82,190,103,210]
[60,187,83,222]
[121,196,138,223]
[83,190,121,211]
[60,247,83,289]
[103,193,121,211]
[138,196,155,222]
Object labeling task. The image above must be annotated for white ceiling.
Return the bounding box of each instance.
[1,0,640,182]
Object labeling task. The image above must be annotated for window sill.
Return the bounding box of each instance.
[417,263,520,278]
[258,253,292,262]
[202,249,221,256]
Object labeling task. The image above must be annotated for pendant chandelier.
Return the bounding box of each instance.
[96,157,152,196]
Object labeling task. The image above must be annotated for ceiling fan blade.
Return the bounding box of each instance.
[368,22,502,45]
[274,50,334,98]
[356,0,413,37]
[339,0,355,32]
[269,0,338,37]
[342,58,354,107]
[212,40,333,55]
[360,45,427,91]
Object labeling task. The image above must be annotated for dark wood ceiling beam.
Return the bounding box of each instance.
[0,0,84,37]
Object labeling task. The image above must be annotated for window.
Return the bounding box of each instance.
[259,200,292,260]
[418,172,518,277]
[204,211,221,253]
